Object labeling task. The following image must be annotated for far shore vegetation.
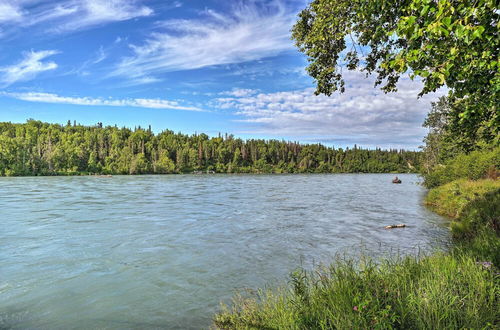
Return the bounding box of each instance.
[0,120,421,176]
[213,0,499,328]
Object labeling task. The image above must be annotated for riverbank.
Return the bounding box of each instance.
[213,179,500,329]
[425,179,500,266]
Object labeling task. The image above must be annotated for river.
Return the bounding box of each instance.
[0,174,448,329]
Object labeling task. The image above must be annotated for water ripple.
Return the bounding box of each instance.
[0,174,449,329]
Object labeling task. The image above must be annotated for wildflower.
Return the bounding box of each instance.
[476,261,492,269]
[353,306,359,311]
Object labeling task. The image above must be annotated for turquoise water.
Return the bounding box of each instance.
[0,174,448,329]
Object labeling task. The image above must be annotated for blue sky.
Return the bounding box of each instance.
[0,0,444,149]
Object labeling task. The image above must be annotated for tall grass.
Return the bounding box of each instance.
[425,179,500,219]
[425,179,500,265]
[214,253,499,329]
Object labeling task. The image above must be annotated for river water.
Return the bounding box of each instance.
[0,174,448,329]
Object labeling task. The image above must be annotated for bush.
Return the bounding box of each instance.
[422,147,500,188]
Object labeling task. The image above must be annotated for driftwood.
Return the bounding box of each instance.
[385,224,406,229]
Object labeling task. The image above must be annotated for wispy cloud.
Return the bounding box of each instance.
[0,50,59,87]
[49,0,153,33]
[0,0,153,35]
[2,92,203,111]
[0,2,23,23]
[112,1,296,81]
[71,45,110,77]
[214,72,446,148]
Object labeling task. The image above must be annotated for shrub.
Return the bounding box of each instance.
[422,147,500,188]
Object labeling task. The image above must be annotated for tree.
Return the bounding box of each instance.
[292,0,499,143]
[154,151,175,174]
[0,120,423,176]
[421,96,456,172]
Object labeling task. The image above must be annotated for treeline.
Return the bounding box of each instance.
[0,120,421,176]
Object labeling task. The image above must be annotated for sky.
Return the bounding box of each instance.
[0,0,445,149]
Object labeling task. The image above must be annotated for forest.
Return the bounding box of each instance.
[0,120,421,176]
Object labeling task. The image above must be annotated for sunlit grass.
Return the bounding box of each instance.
[425,179,500,218]
[214,253,499,329]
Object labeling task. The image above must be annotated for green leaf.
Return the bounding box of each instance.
[455,25,465,38]
[421,5,430,16]
[442,16,452,27]
[434,72,446,84]
[472,26,485,39]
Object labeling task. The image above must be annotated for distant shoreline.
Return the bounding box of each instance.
[0,171,417,178]
[0,120,421,177]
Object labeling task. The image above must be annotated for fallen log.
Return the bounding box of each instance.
[385,224,406,229]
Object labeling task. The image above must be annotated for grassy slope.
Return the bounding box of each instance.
[213,179,500,329]
[425,179,500,218]
[425,179,500,265]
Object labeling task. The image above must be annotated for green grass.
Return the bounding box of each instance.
[425,179,500,265]
[214,253,499,329]
[425,179,500,219]
[213,179,500,329]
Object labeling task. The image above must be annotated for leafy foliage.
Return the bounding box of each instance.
[420,95,499,188]
[421,96,460,169]
[422,146,500,188]
[0,120,421,176]
[292,0,499,142]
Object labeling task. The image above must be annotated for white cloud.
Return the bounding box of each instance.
[0,0,153,35]
[51,0,153,33]
[2,92,203,111]
[112,1,296,81]
[214,72,447,148]
[123,76,162,86]
[0,2,23,23]
[93,46,107,64]
[219,88,259,97]
[26,4,78,26]
[0,50,59,87]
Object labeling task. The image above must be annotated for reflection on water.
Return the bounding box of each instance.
[0,174,448,329]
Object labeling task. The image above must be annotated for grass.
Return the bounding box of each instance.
[424,179,500,219]
[213,179,500,329]
[214,253,499,329]
[425,179,500,265]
